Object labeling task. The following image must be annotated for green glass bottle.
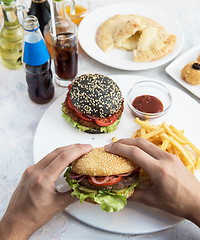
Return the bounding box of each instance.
[0,0,24,69]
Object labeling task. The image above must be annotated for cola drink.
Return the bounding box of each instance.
[53,32,78,80]
[25,62,54,104]
[50,19,78,87]
[23,15,54,104]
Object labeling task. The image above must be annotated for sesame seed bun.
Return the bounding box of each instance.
[84,198,98,205]
[70,73,123,118]
[71,147,138,176]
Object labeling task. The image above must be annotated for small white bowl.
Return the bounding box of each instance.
[127,81,172,119]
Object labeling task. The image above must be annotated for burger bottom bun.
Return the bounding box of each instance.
[84,128,102,134]
[84,198,98,205]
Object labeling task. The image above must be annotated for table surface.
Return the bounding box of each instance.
[0,0,200,239]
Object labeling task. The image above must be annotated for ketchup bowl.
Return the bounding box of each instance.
[127,81,172,119]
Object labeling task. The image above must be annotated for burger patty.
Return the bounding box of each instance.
[63,93,124,129]
[79,174,139,190]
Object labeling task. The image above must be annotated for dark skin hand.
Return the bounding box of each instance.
[104,138,200,227]
[0,144,92,240]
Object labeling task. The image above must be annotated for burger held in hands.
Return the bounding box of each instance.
[64,147,141,212]
[62,73,124,133]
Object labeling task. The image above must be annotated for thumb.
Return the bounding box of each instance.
[56,190,78,209]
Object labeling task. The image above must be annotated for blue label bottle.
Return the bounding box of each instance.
[23,15,54,104]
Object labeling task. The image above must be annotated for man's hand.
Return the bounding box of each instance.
[105,138,200,227]
[0,144,92,240]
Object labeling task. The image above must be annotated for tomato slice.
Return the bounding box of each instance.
[88,175,122,186]
[67,95,74,110]
[68,83,72,92]
[77,112,93,122]
[94,114,117,126]
[74,107,93,122]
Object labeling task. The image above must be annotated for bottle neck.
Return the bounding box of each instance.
[31,0,47,2]
[23,15,43,43]
[1,2,19,27]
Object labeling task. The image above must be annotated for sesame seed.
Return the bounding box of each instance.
[71,147,137,176]
[70,73,123,118]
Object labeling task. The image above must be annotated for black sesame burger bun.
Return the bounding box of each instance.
[70,73,123,118]
[71,147,138,176]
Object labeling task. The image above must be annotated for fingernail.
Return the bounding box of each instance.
[104,143,113,151]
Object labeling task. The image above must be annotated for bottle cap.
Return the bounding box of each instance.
[23,38,50,66]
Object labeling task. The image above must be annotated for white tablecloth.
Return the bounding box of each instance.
[0,0,200,239]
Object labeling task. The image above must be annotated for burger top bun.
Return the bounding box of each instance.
[70,73,123,118]
[71,147,138,176]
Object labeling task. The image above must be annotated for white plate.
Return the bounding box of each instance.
[33,75,200,234]
[78,3,184,71]
[166,44,200,98]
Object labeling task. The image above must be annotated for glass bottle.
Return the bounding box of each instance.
[0,0,24,70]
[23,15,54,104]
[43,0,68,58]
[53,0,67,19]
[28,0,51,35]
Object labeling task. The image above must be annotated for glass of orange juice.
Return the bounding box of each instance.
[65,0,90,26]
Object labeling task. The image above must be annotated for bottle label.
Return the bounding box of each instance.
[23,39,50,66]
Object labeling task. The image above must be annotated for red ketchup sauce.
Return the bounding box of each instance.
[132,95,163,113]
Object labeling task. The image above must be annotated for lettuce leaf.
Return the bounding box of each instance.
[62,106,121,133]
[64,168,140,212]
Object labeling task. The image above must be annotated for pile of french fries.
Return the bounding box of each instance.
[113,117,200,174]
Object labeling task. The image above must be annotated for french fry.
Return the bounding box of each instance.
[134,117,157,131]
[150,135,162,146]
[172,147,180,159]
[190,167,195,174]
[162,122,187,145]
[152,135,160,142]
[161,133,194,166]
[113,118,200,174]
[141,128,164,140]
[167,146,173,154]
[140,128,146,137]
[131,129,140,138]
[170,125,200,156]
[161,139,170,151]
[195,156,200,170]
[187,164,195,172]
[112,137,118,143]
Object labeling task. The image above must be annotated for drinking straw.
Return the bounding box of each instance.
[50,0,56,38]
[19,0,28,11]
[19,0,28,19]
[70,0,75,15]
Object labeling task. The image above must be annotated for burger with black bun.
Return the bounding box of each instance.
[62,73,124,133]
[64,147,141,212]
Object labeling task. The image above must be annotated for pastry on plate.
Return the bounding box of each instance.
[181,61,200,85]
[96,14,176,62]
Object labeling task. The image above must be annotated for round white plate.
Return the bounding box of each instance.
[33,75,200,234]
[78,3,184,71]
